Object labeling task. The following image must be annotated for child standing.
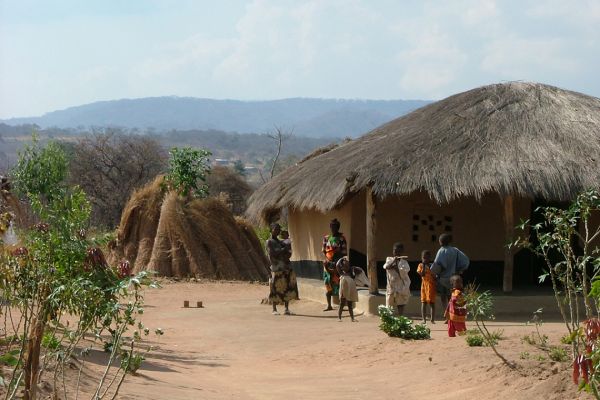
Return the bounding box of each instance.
[383,243,411,316]
[337,257,358,322]
[444,275,467,337]
[417,250,436,324]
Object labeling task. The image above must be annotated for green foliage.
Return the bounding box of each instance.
[41,332,61,351]
[520,351,530,360]
[521,334,536,346]
[164,147,212,198]
[514,189,600,364]
[0,349,21,367]
[464,286,514,367]
[561,332,577,345]
[466,334,484,347]
[466,329,501,347]
[377,306,430,340]
[549,346,569,362]
[464,287,494,322]
[12,135,68,201]
[489,329,504,342]
[1,139,160,398]
[121,352,144,375]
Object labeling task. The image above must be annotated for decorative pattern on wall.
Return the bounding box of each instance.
[411,213,452,242]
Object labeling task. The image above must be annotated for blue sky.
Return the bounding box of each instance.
[1,0,599,118]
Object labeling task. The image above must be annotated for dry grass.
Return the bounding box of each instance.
[247,82,600,223]
[111,177,270,281]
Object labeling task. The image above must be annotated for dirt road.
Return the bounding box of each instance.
[104,281,588,400]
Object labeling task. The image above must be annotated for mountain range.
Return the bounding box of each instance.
[3,97,431,138]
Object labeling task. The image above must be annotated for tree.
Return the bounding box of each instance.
[5,137,157,399]
[164,147,212,198]
[259,127,293,183]
[69,131,167,228]
[207,166,253,215]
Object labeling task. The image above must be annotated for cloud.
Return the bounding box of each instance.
[481,36,581,78]
[2,0,600,118]
[395,28,468,98]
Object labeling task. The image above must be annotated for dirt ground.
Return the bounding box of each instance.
[81,282,587,400]
[66,281,593,399]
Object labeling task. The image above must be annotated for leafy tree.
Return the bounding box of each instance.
[2,138,158,399]
[164,147,212,198]
[515,189,600,397]
[11,135,67,203]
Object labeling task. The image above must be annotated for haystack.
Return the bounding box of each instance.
[111,176,270,281]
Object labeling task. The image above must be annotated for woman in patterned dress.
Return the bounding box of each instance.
[266,223,299,315]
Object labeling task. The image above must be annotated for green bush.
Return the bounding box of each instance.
[466,334,484,347]
[164,147,211,198]
[41,332,61,351]
[378,306,430,340]
[549,346,569,362]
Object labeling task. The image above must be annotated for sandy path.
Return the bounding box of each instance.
[108,281,589,400]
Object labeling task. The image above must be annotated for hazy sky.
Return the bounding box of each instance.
[1,0,599,118]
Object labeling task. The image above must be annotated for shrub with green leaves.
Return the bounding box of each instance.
[378,306,430,340]
[1,137,160,400]
[466,334,484,347]
[164,147,212,198]
[464,287,514,368]
[549,346,569,362]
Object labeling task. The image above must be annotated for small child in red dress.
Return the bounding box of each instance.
[444,275,467,337]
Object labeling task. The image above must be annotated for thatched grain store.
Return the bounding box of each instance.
[111,176,270,281]
[247,82,600,293]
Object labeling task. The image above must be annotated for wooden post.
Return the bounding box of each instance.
[502,195,515,293]
[366,186,378,294]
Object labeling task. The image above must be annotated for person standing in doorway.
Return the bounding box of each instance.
[322,218,347,311]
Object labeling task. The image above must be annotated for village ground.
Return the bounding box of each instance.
[71,281,591,399]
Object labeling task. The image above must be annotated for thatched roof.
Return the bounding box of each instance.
[247,82,600,222]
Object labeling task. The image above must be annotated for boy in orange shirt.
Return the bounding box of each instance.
[417,250,436,324]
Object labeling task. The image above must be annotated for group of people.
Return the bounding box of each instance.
[380,233,470,337]
[266,218,470,337]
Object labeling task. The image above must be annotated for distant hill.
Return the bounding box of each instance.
[3,97,431,138]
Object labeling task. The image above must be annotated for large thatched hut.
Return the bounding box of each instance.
[247,82,600,293]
